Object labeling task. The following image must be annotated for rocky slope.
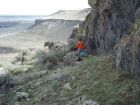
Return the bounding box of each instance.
[69,0,140,78]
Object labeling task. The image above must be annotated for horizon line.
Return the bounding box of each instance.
[0,14,46,16]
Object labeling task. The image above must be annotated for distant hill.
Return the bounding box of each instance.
[0,21,34,36]
[0,15,45,22]
[0,19,82,49]
[43,8,92,21]
[0,15,45,36]
[0,8,91,49]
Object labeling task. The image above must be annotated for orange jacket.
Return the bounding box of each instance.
[76,41,84,49]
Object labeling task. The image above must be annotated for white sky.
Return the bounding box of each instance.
[0,0,90,15]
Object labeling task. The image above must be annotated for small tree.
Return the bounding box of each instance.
[12,49,31,64]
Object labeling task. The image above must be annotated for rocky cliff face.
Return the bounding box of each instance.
[115,7,140,78]
[70,0,140,77]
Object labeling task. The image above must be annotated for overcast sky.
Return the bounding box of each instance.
[0,0,90,15]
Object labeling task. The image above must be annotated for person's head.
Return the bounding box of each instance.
[79,38,81,41]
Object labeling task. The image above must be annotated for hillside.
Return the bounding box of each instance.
[0,1,140,105]
[0,21,34,36]
[0,8,91,49]
[0,15,45,36]
[0,53,140,105]
[0,19,82,49]
[43,8,92,21]
[0,8,91,63]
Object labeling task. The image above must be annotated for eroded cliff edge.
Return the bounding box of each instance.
[69,0,140,78]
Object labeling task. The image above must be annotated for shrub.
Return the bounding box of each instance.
[12,49,31,64]
[11,70,47,84]
[63,52,77,66]
[48,45,70,61]
[33,45,70,70]
[4,63,24,75]
[0,73,13,85]
[68,39,78,51]
[51,80,59,90]
[33,48,54,70]
[0,73,16,92]
[12,72,33,83]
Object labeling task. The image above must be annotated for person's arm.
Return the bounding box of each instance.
[75,42,78,48]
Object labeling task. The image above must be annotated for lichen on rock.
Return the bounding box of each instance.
[69,0,140,78]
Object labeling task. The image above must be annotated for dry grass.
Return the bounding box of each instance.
[1,55,140,105]
[0,53,19,64]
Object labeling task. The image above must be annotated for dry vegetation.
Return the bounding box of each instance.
[1,50,140,105]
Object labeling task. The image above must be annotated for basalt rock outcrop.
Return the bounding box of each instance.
[44,41,63,49]
[115,7,140,78]
[69,0,140,77]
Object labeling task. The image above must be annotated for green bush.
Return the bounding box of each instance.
[0,73,16,90]
[68,38,78,51]
[12,49,31,64]
[4,63,24,75]
[51,80,59,90]
[12,72,33,83]
[33,45,69,70]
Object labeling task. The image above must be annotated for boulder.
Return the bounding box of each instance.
[15,92,29,101]
[44,41,63,49]
[44,41,54,48]
[64,83,72,90]
[46,72,70,82]
[83,101,100,105]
